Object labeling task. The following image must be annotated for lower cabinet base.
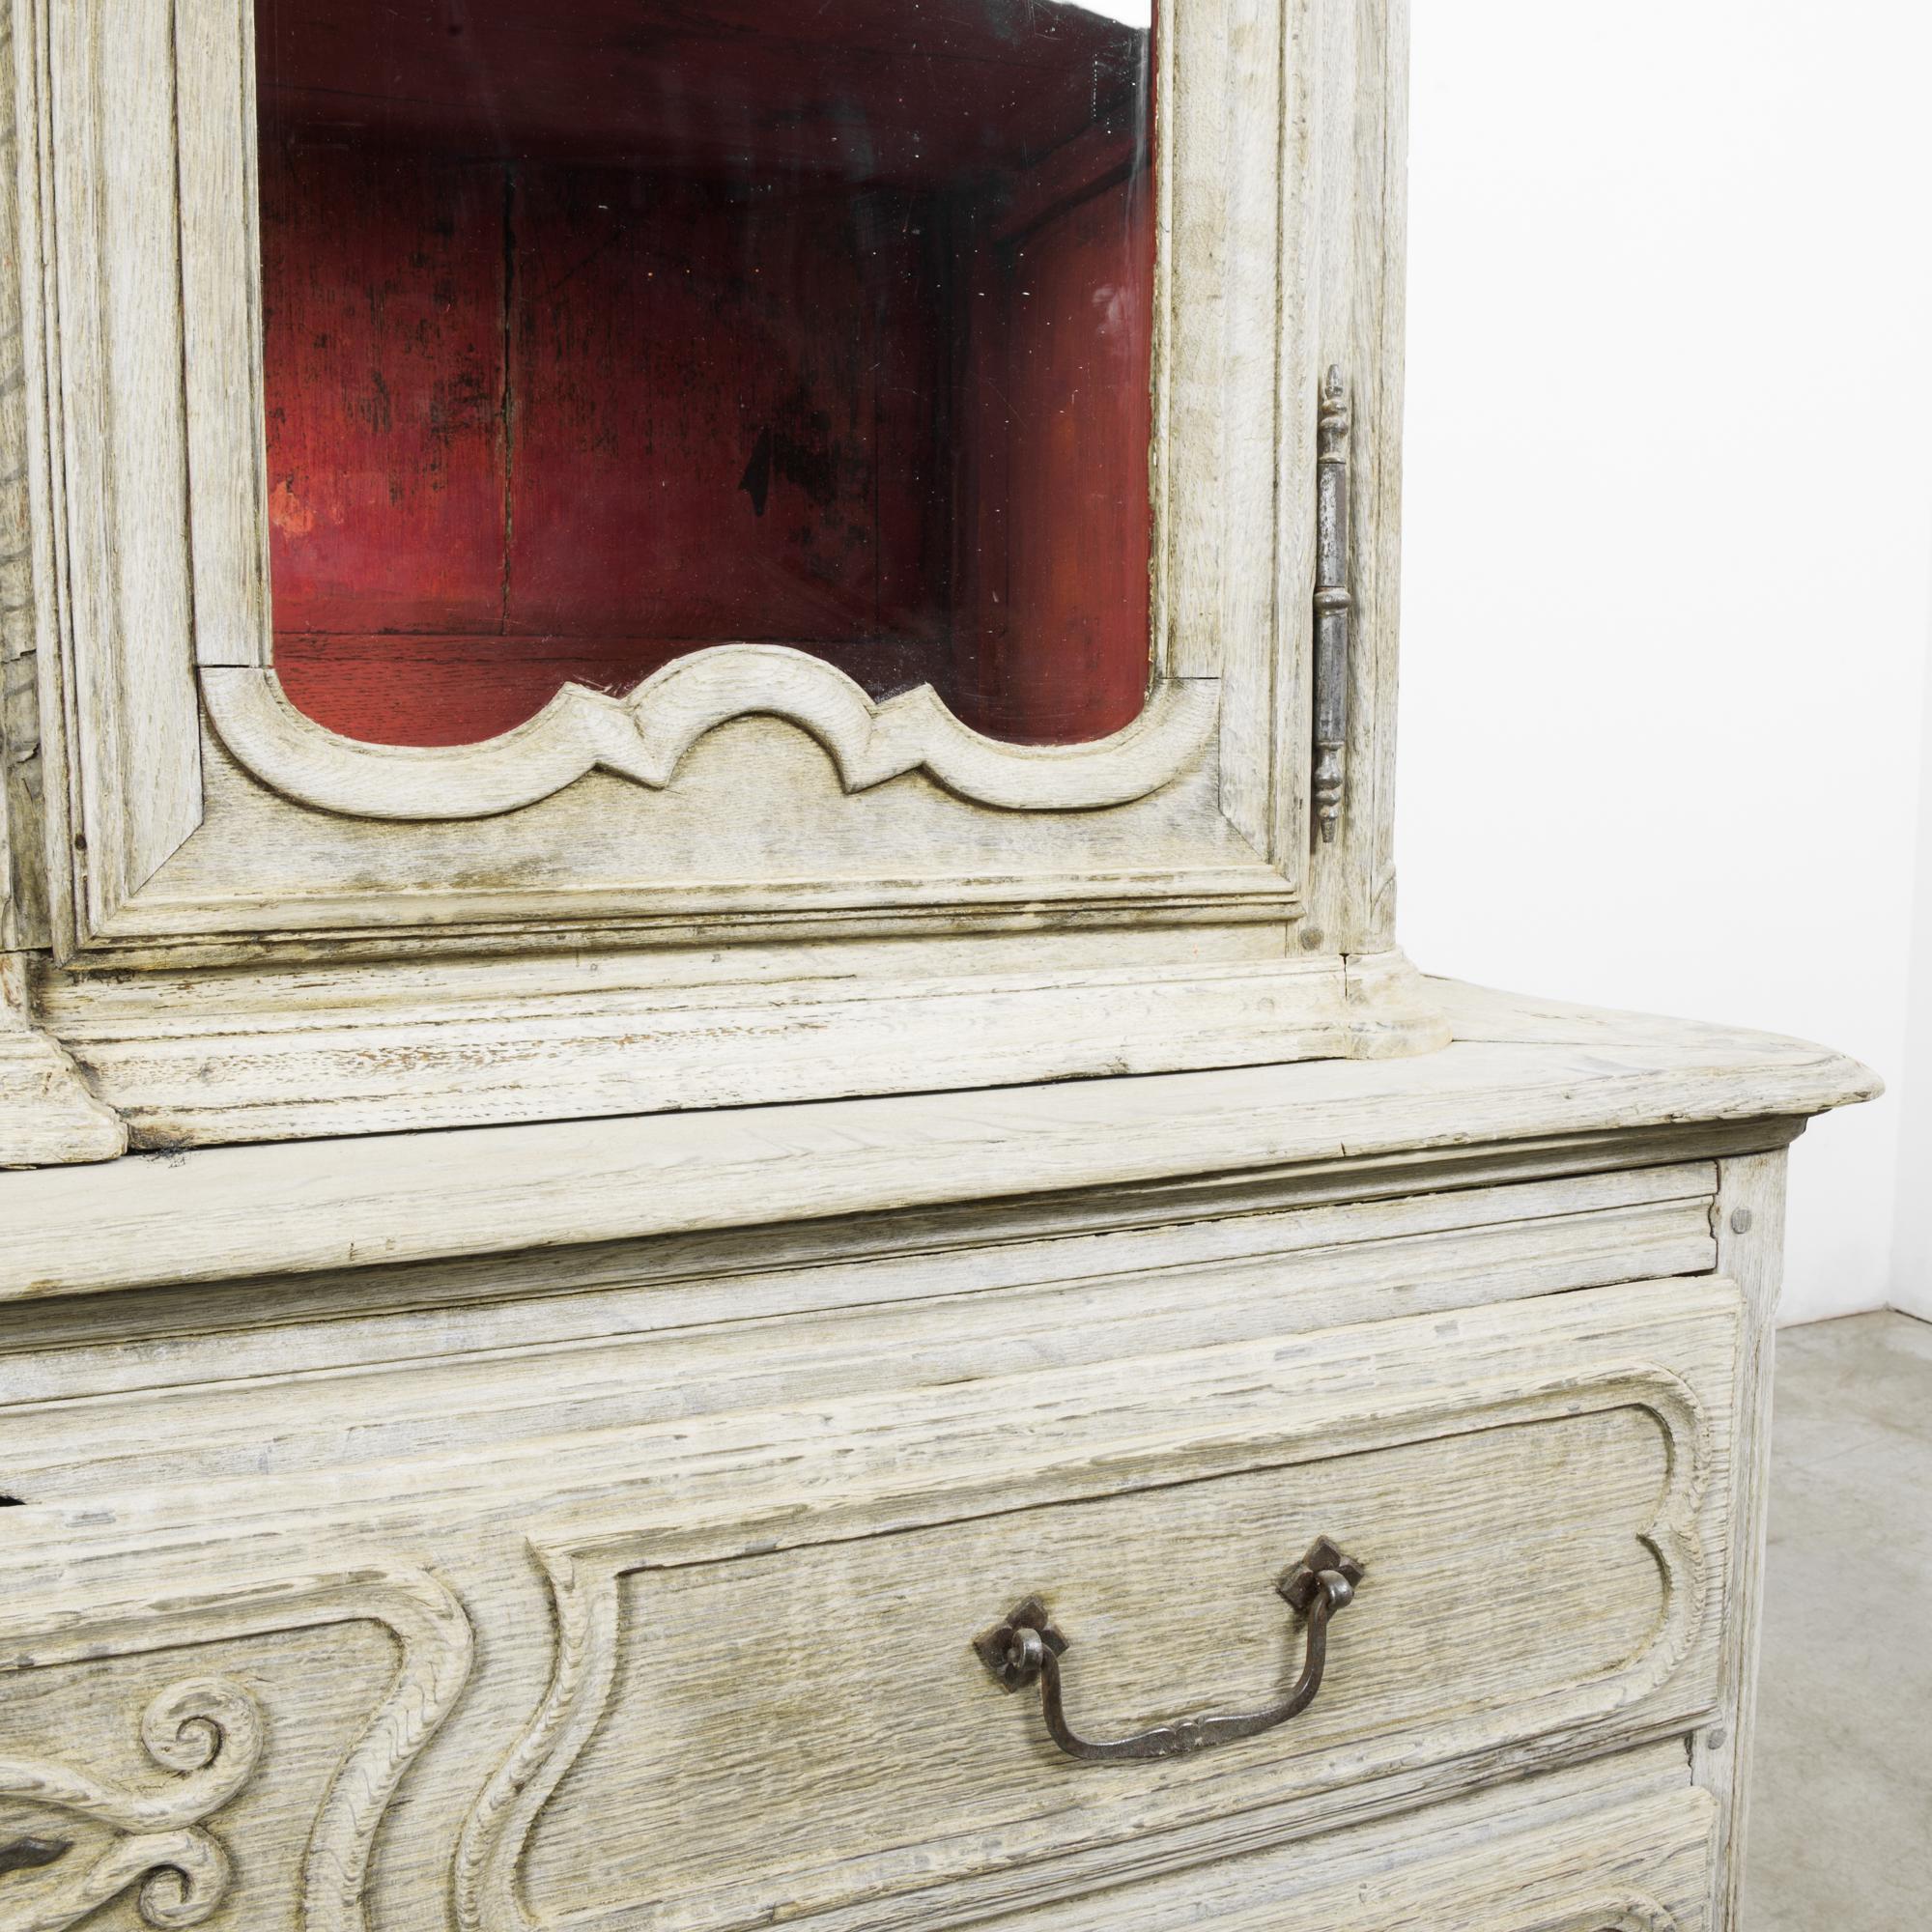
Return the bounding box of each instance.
[0,1276,1740,1932]
[0,999,1879,1930]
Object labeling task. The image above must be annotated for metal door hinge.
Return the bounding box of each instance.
[1313,365,1351,844]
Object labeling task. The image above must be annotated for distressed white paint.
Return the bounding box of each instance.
[0,0,1444,1156]
[0,983,1874,1301]
[0,1122,1784,1931]
[0,4,1893,1920]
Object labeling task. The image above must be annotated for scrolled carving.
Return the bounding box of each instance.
[0,1565,473,1932]
[453,1553,612,1932]
[299,1568,475,1932]
[58,1832,229,1932]
[0,1676,260,1931]
[138,1679,264,1798]
[201,648,1217,822]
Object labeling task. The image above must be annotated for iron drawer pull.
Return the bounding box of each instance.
[972,1535,1364,1765]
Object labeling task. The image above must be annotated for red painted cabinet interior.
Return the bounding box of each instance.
[254,0,1154,748]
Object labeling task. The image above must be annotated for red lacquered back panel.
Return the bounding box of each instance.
[257,0,1153,750]
[260,143,508,639]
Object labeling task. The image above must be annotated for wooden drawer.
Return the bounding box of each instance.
[982,1746,1718,1930]
[0,1273,1740,1932]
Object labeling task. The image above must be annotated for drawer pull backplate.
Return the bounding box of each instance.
[973,1535,1364,1764]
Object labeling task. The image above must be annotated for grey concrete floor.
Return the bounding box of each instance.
[1742,1311,1932,1928]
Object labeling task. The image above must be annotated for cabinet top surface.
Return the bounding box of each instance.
[0,980,1876,1306]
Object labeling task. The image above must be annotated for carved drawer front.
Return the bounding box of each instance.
[980,1746,1718,1931]
[0,1276,1738,1932]
[460,1277,1739,1932]
[0,1567,471,1932]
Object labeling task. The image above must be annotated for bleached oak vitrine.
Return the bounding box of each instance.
[0,4,1874,1931]
[0,0,1450,1159]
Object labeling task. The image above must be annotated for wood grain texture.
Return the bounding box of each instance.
[1293,0,1407,947]
[2,0,68,956]
[1166,0,1283,850]
[0,1675,267,1927]
[0,1130,1767,1394]
[475,1350,1716,1931]
[54,946,1443,1150]
[203,648,1213,820]
[0,0,47,952]
[0,11,1866,1924]
[115,706,1290,950]
[0,1163,1721,1496]
[0,954,123,1167]
[0,1142,1742,1924]
[0,984,1871,1299]
[1690,1151,1787,1932]
[0,0,1430,1154]
[270,633,954,753]
[40,0,204,923]
[5,0,1323,996]
[0,1275,1736,1932]
[0,1563,472,1932]
[0,1028,125,1167]
[0,64,112,1175]
[981,1746,1714,1930]
[177,0,270,670]
[1356,0,1410,952]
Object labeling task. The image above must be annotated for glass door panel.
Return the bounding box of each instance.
[254,0,1154,747]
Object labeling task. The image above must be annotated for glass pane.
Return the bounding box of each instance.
[254,0,1153,748]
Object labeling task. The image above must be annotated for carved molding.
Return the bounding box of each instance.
[454,1367,1711,1932]
[295,1570,474,1932]
[452,1551,611,1932]
[0,1677,260,1930]
[0,1565,473,1932]
[201,650,1218,823]
[0,957,126,1169]
[0,1029,128,1170]
[200,653,1221,827]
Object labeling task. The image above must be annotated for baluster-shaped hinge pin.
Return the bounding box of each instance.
[1313,365,1352,845]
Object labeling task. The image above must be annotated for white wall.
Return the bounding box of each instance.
[1891,574,1932,1321]
[1396,2,1932,1325]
